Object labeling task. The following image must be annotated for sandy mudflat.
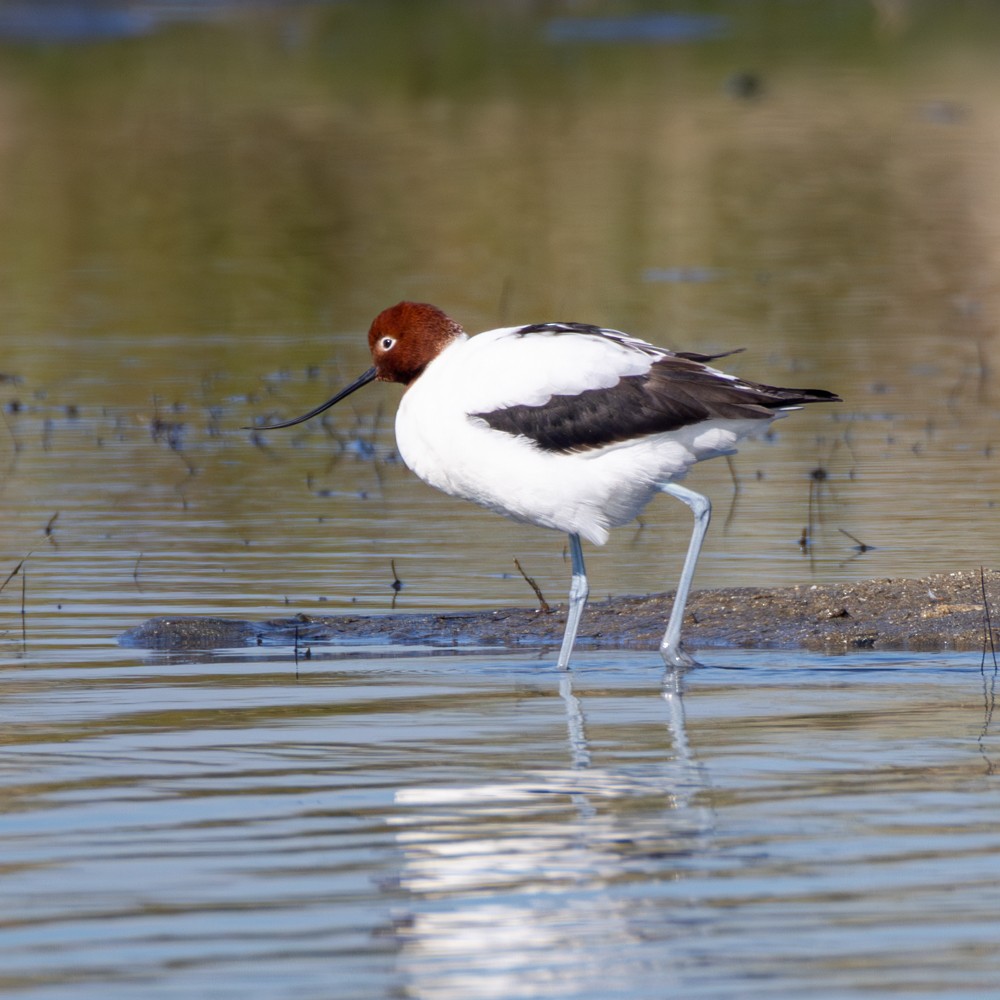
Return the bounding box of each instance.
[120,570,1000,659]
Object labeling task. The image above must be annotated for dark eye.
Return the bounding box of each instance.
[380,336,395,350]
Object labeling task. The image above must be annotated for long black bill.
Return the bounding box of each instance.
[249,366,378,430]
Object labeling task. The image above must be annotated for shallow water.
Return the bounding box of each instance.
[3,3,1000,996]
[2,645,999,999]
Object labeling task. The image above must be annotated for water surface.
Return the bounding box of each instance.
[2,645,998,998]
[2,4,1000,996]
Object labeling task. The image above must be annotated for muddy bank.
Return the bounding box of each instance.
[119,570,999,657]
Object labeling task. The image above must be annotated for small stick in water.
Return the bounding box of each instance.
[390,559,403,609]
[838,527,874,552]
[514,557,550,614]
[0,555,27,595]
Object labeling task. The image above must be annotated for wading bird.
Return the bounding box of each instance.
[253,302,840,668]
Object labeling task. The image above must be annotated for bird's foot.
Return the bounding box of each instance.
[659,641,702,669]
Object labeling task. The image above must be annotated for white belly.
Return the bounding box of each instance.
[395,357,769,546]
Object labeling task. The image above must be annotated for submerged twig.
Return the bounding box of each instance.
[390,559,403,609]
[0,552,30,596]
[722,456,741,532]
[838,527,874,552]
[4,553,32,649]
[725,455,742,494]
[806,465,828,545]
[514,557,550,613]
[293,623,312,672]
[629,516,647,544]
[803,436,842,555]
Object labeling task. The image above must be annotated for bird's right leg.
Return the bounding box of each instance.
[556,532,589,670]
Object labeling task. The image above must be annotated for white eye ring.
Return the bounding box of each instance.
[380,336,395,351]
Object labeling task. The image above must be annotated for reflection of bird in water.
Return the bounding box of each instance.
[254,302,839,667]
[387,666,711,997]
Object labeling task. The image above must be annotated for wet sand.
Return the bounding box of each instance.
[120,570,999,657]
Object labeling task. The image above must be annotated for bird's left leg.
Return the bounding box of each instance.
[658,483,711,668]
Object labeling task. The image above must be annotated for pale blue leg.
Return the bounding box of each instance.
[556,532,589,670]
[659,483,711,668]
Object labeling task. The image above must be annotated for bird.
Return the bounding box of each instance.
[252,302,840,668]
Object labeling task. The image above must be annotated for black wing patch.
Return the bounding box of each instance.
[472,354,840,454]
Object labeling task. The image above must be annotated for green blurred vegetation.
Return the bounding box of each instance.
[0,0,996,393]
